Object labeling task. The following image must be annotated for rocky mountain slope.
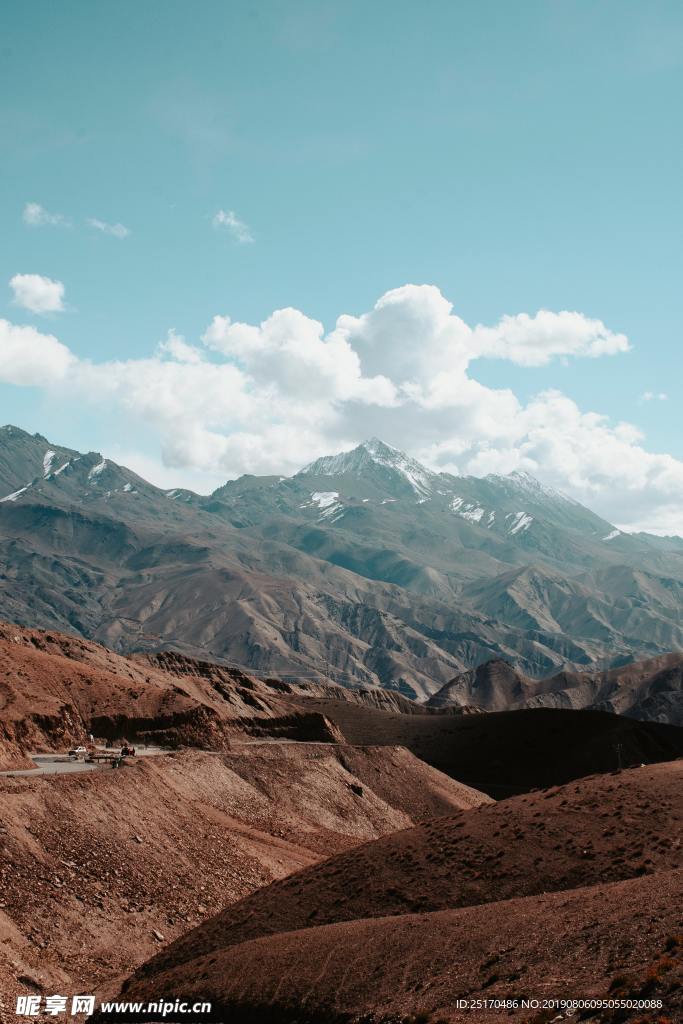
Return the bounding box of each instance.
[0,622,495,998]
[114,873,683,1024]
[3,623,682,792]
[0,622,342,770]
[427,654,683,725]
[2,425,683,701]
[131,760,683,974]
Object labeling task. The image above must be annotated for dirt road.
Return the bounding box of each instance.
[0,746,167,777]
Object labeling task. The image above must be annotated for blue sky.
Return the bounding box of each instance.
[1,1,682,531]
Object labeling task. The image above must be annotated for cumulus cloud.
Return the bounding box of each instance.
[202,308,396,404]
[9,274,65,315]
[463,390,683,525]
[0,319,75,385]
[87,217,130,239]
[472,310,630,366]
[2,283,683,533]
[22,202,70,228]
[212,209,253,243]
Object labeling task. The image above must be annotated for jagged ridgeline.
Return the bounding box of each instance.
[2,426,683,704]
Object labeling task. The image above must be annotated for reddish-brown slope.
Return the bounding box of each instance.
[115,868,683,1023]
[0,743,488,997]
[0,623,342,768]
[130,760,682,988]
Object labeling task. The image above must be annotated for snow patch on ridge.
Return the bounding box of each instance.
[603,528,621,541]
[508,511,534,535]
[492,469,577,505]
[88,458,107,481]
[0,485,29,503]
[299,490,345,522]
[450,496,489,526]
[311,491,339,509]
[43,450,55,476]
[461,506,485,523]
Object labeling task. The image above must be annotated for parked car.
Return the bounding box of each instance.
[68,746,88,760]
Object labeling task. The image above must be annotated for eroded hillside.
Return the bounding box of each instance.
[0,743,488,998]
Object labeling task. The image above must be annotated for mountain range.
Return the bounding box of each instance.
[2,424,683,704]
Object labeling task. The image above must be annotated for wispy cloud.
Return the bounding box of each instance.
[87,217,130,240]
[157,328,203,364]
[9,274,65,315]
[640,390,668,402]
[23,202,130,238]
[22,202,70,228]
[212,209,254,244]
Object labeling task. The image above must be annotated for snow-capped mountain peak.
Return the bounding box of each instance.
[298,438,437,497]
[485,469,571,504]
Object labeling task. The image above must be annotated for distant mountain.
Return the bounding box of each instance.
[298,437,440,499]
[426,654,683,726]
[2,424,683,706]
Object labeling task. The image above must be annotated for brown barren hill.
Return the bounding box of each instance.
[0,743,488,996]
[128,759,682,989]
[0,623,350,769]
[110,868,683,1024]
[285,693,683,795]
[2,620,682,789]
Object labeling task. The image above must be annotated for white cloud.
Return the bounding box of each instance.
[202,308,396,404]
[157,329,203,364]
[462,389,683,528]
[212,209,253,243]
[9,274,65,315]
[640,390,668,402]
[21,202,130,238]
[0,319,75,385]
[87,217,130,239]
[472,309,630,366]
[3,283,683,533]
[22,202,70,228]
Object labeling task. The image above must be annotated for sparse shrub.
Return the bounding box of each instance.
[608,973,636,992]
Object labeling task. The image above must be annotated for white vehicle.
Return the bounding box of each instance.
[68,746,88,759]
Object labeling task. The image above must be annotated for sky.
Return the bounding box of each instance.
[1,0,682,533]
